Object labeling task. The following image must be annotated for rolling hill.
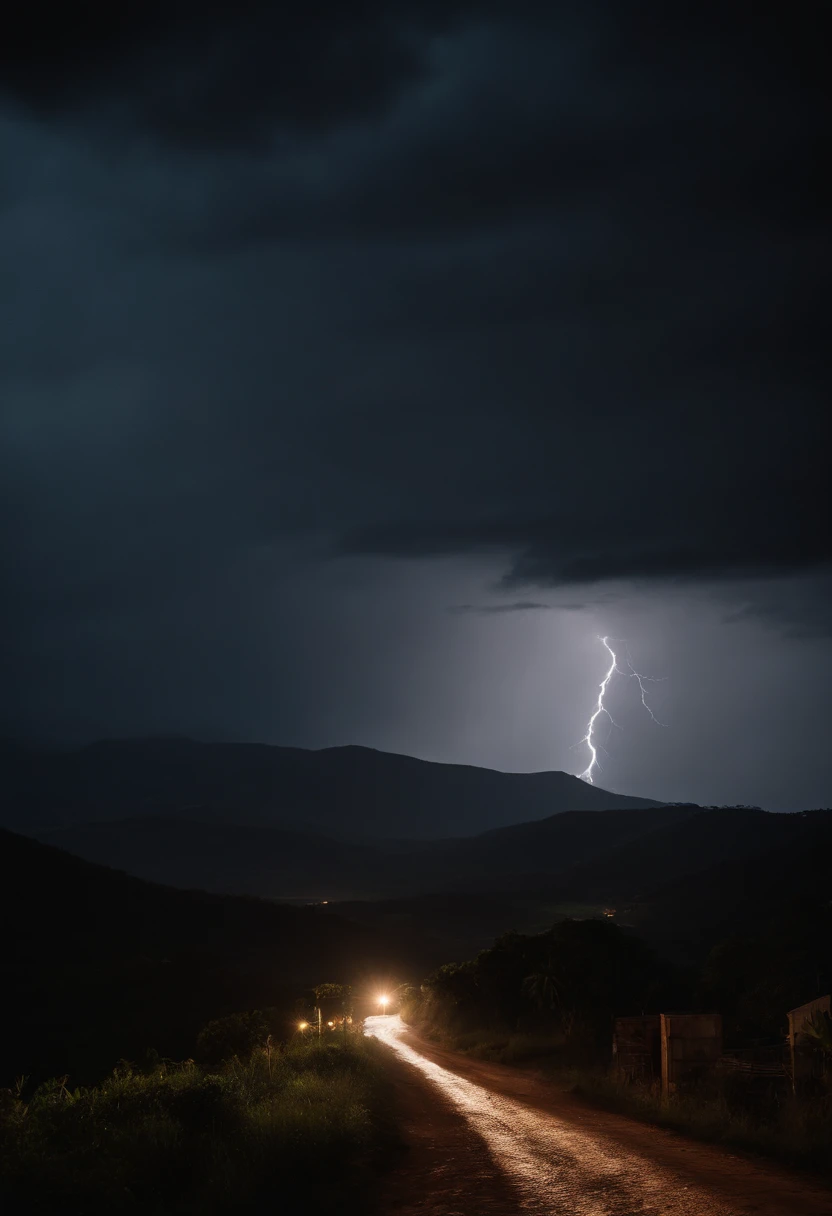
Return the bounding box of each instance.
[31,804,825,940]
[37,817,380,901]
[326,808,832,964]
[38,805,696,901]
[622,808,832,960]
[546,805,829,903]
[0,736,663,838]
[0,828,402,1086]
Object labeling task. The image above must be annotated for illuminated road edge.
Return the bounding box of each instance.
[364,1014,731,1216]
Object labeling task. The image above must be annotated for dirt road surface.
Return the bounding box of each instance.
[365,1015,832,1216]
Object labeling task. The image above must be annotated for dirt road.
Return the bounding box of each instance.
[365,1015,832,1216]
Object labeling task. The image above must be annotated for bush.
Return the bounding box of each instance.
[403,913,832,1176]
[194,1010,272,1067]
[0,1035,394,1215]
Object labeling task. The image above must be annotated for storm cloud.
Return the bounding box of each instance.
[1,2,828,808]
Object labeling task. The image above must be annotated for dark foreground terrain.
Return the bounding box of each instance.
[0,1035,393,1216]
[367,1016,832,1216]
[0,828,403,1085]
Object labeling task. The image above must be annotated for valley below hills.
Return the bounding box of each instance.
[5,735,829,975]
[29,801,832,970]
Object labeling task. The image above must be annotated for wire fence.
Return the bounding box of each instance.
[717,1045,789,1078]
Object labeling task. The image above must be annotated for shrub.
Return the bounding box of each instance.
[194,1010,271,1067]
[0,1035,393,1215]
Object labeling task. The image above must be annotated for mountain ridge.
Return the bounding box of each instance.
[37,803,726,903]
[0,735,664,838]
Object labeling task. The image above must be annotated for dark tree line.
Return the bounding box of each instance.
[414,903,832,1059]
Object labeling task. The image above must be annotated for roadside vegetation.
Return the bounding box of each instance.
[562,1065,832,1173]
[0,1011,395,1216]
[402,908,832,1174]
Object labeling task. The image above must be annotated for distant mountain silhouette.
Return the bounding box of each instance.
[1,736,663,838]
[616,808,832,961]
[41,804,699,902]
[544,805,823,902]
[32,796,821,935]
[326,808,832,965]
[39,817,379,901]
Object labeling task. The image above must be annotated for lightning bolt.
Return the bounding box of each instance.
[578,636,666,784]
[625,643,666,728]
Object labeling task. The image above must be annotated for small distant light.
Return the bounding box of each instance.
[327,1020,334,1027]
[298,1021,308,1031]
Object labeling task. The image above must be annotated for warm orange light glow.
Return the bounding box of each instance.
[298,1021,308,1030]
[378,994,390,1008]
[327,1020,335,1027]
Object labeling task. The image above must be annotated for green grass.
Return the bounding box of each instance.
[559,1067,832,1174]
[0,1035,396,1215]
[447,1030,569,1065]
[457,1031,832,1173]
[404,1009,832,1176]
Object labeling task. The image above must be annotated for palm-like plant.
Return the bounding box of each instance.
[523,956,576,1033]
[802,1009,832,1059]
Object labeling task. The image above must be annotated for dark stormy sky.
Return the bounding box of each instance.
[1,2,829,811]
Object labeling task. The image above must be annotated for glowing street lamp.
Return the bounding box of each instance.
[378,994,390,1013]
[298,1021,308,1031]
